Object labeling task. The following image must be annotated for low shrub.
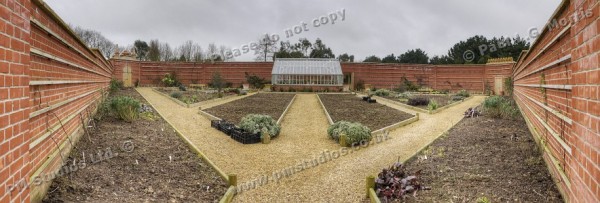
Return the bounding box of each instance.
[109,79,123,93]
[161,73,180,87]
[355,80,365,91]
[94,100,111,121]
[451,95,464,101]
[178,84,187,91]
[482,96,520,119]
[428,100,438,111]
[407,97,430,106]
[109,96,140,122]
[456,89,470,97]
[397,92,410,99]
[170,92,182,99]
[374,89,390,97]
[245,73,268,89]
[327,121,372,145]
[239,114,281,138]
[375,162,429,201]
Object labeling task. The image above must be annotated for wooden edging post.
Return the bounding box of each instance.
[366,175,375,197]
[228,174,237,186]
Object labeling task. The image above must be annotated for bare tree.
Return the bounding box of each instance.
[205,43,219,61]
[255,34,277,61]
[219,45,230,61]
[176,40,194,62]
[191,43,203,62]
[159,42,173,61]
[72,25,116,58]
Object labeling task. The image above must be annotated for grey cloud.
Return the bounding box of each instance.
[46,0,561,61]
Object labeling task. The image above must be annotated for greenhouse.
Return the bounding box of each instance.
[271,58,344,86]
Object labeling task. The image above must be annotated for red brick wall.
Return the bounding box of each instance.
[1,0,112,202]
[513,0,599,202]
[0,0,32,202]
[111,59,513,93]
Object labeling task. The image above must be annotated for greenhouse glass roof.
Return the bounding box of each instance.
[272,58,343,75]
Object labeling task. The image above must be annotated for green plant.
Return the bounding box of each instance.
[476,196,490,203]
[327,121,372,145]
[483,96,520,119]
[398,92,410,99]
[161,73,179,87]
[374,89,390,97]
[504,77,513,96]
[239,114,281,138]
[109,96,140,122]
[210,71,226,94]
[134,79,140,87]
[484,81,492,96]
[428,100,438,111]
[245,73,267,89]
[398,76,419,92]
[109,79,124,93]
[170,92,182,99]
[94,100,111,121]
[455,89,470,97]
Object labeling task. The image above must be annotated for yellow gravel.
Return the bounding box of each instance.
[136,88,485,202]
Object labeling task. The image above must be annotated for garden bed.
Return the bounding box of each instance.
[203,93,295,125]
[382,93,462,110]
[381,114,562,202]
[318,94,414,130]
[43,88,228,202]
[155,87,236,104]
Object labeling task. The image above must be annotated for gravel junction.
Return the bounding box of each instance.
[136,87,487,202]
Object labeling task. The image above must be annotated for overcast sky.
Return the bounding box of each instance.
[46,0,561,61]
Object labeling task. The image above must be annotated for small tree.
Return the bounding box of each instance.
[211,71,225,96]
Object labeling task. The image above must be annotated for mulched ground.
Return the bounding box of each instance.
[384,94,457,110]
[156,87,235,104]
[318,94,414,130]
[43,88,228,203]
[203,93,295,125]
[395,114,563,202]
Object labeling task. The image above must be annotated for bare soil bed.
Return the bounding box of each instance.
[203,93,295,125]
[318,94,413,130]
[43,88,228,203]
[383,94,459,110]
[392,115,562,202]
[156,87,236,104]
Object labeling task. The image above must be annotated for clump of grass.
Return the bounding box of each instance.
[455,89,470,97]
[109,79,124,93]
[483,96,520,119]
[428,100,438,111]
[476,196,490,203]
[109,96,140,122]
[170,92,182,99]
[374,89,391,97]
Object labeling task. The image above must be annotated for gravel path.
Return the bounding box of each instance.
[136,88,486,202]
